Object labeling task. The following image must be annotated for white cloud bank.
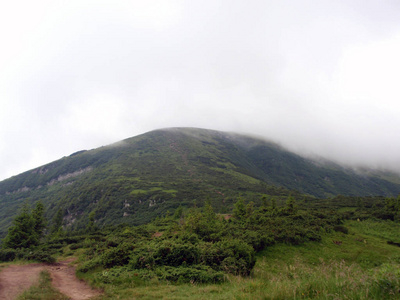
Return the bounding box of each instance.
[1,0,400,180]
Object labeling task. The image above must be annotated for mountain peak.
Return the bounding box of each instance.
[1,127,400,238]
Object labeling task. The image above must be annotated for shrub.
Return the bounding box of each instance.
[0,248,17,262]
[177,232,199,244]
[69,242,84,250]
[23,249,56,263]
[202,239,255,276]
[130,250,155,270]
[43,243,65,250]
[77,256,103,273]
[333,225,349,234]
[220,257,250,275]
[130,240,200,269]
[241,230,274,251]
[153,240,199,267]
[101,243,133,268]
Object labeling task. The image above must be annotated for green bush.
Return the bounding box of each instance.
[0,248,17,261]
[23,249,56,263]
[221,257,249,275]
[44,243,65,250]
[176,232,200,244]
[241,230,274,251]
[131,240,200,269]
[69,242,84,250]
[77,256,103,273]
[130,250,155,270]
[101,243,133,268]
[202,239,255,276]
[333,225,349,234]
[305,230,322,242]
[153,240,200,267]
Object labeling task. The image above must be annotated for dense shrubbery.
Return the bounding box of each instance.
[73,197,342,284]
[0,248,17,261]
[0,247,55,263]
[4,194,397,287]
[22,249,56,263]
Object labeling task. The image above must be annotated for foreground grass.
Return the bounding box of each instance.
[2,219,399,299]
[79,219,400,299]
[17,270,69,300]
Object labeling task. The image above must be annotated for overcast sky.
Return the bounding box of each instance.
[1,0,400,181]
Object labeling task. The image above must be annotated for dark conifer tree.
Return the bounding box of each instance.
[3,204,38,249]
[51,209,64,234]
[32,201,46,238]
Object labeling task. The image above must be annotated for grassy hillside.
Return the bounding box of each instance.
[1,127,400,239]
[94,219,400,299]
[3,194,400,299]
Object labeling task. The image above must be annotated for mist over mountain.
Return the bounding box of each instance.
[1,127,400,239]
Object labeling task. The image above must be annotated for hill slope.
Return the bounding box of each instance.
[1,127,399,238]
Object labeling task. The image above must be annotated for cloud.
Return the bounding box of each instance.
[1,0,400,180]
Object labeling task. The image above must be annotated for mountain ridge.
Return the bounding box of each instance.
[1,127,400,239]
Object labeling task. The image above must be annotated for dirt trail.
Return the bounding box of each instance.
[0,259,101,300]
[47,259,102,300]
[0,263,44,300]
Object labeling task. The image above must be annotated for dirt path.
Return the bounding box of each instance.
[47,259,102,300]
[0,259,101,300]
[0,263,45,300]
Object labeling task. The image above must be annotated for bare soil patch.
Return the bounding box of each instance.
[0,263,44,300]
[47,258,102,300]
[0,259,101,300]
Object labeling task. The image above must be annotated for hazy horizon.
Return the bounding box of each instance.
[1,0,400,181]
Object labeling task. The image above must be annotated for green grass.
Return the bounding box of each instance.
[130,188,178,196]
[76,219,400,299]
[347,219,400,243]
[130,189,148,195]
[210,167,262,185]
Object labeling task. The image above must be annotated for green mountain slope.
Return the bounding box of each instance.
[1,127,399,239]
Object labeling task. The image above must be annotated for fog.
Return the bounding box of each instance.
[1,0,400,180]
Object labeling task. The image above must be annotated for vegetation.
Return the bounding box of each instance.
[1,128,400,239]
[2,193,400,298]
[17,270,68,300]
[1,128,400,298]
[3,201,46,249]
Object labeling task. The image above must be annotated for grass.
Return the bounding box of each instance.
[2,218,399,299]
[130,189,148,195]
[74,219,400,299]
[130,188,178,195]
[347,219,400,243]
[17,270,69,300]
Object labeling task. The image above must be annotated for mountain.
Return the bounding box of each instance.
[1,127,400,238]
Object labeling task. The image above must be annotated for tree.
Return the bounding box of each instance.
[246,201,254,218]
[87,211,97,232]
[51,209,64,235]
[3,204,38,249]
[271,197,277,210]
[261,195,269,209]
[286,196,297,214]
[32,201,46,237]
[173,205,184,220]
[233,198,246,222]
[203,201,216,224]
